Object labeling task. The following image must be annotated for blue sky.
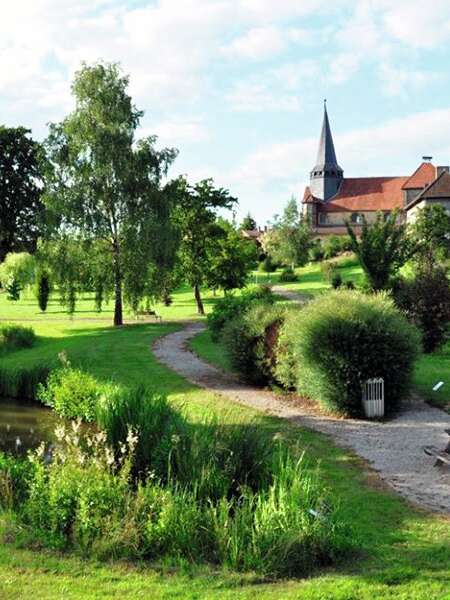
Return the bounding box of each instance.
[3,0,450,223]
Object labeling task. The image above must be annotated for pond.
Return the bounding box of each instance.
[0,398,59,455]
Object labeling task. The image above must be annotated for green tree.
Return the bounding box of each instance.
[0,252,36,289]
[346,211,412,291]
[5,276,22,301]
[174,177,237,314]
[0,126,45,262]
[43,62,177,326]
[262,198,310,270]
[410,204,450,269]
[207,219,258,294]
[240,212,257,231]
[36,270,51,312]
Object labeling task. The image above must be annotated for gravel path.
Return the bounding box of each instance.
[153,321,450,514]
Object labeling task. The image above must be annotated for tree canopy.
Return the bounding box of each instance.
[240,212,257,231]
[0,126,45,262]
[346,211,413,291]
[43,62,178,325]
[262,198,310,269]
[207,219,258,294]
[173,177,237,314]
[409,204,450,269]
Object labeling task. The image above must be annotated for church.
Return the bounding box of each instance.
[302,104,450,235]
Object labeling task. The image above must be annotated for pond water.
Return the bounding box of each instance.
[0,398,59,455]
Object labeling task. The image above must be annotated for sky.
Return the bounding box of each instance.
[3,0,450,224]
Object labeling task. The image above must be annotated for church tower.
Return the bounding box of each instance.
[310,102,343,201]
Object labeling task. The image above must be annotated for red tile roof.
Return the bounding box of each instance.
[405,170,450,209]
[402,162,436,190]
[320,176,408,212]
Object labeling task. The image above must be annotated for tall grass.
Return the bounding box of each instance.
[0,363,51,400]
[0,324,36,354]
[97,386,275,499]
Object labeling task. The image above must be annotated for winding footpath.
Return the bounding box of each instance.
[154,321,450,515]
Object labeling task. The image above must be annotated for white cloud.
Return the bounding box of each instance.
[221,26,310,61]
[226,80,300,112]
[149,117,209,145]
[382,0,450,49]
[379,65,444,97]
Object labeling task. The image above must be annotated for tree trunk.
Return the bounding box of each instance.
[113,242,123,326]
[194,284,205,315]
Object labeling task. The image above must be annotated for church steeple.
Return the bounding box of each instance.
[310,101,343,201]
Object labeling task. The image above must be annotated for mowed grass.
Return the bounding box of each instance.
[0,270,450,597]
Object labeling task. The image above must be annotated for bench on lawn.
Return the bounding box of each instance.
[135,309,162,322]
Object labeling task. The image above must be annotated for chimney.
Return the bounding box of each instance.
[437,166,449,177]
[422,155,433,162]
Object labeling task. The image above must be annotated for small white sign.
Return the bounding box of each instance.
[433,381,444,392]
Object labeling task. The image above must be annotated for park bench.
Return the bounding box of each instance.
[135,309,162,322]
[423,429,450,467]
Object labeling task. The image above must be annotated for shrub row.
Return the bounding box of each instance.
[220,290,420,416]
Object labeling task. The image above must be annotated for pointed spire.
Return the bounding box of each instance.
[314,100,340,170]
[309,102,344,202]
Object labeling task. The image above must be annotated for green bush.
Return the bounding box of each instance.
[207,286,274,341]
[279,267,298,282]
[393,267,450,353]
[223,303,288,385]
[320,260,337,283]
[0,453,34,509]
[6,421,353,576]
[37,364,103,421]
[276,291,420,416]
[322,236,342,259]
[308,239,324,262]
[258,255,277,273]
[0,324,36,353]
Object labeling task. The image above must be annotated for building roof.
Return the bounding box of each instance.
[311,103,343,173]
[319,176,408,212]
[241,229,262,240]
[402,162,436,190]
[405,170,450,210]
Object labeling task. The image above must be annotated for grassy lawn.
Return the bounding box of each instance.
[1,275,450,598]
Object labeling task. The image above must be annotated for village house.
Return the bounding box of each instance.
[302,104,450,235]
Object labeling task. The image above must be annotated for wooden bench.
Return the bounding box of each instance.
[423,445,450,467]
[135,310,162,322]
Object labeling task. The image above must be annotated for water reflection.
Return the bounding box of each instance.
[0,398,58,455]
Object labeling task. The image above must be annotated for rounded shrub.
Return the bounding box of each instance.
[279,266,298,282]
[276,290,420,416]
[207,286,274,341]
